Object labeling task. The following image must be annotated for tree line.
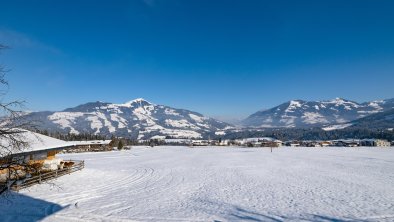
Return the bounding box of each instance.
[218,127,394,141]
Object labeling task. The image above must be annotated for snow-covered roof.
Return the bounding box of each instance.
[0,129,74,155]
[164,138,192,143]
[242,137,278,142]
[73,140,112,146]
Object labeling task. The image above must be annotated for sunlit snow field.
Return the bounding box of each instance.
[1,146,394,222]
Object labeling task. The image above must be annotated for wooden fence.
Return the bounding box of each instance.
[1,160,84,191]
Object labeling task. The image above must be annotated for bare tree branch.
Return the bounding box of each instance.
[0,44,36,195]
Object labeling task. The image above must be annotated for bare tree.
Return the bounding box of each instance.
[0,44,35,195]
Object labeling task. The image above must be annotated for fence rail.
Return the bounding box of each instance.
[1,160,84,191]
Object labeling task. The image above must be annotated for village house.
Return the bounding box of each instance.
[360,139,391,147]
[218,139,232,146]
[65,140,113,153]
[191,140,210,146]
[331,139,360,147]
[301,141,322,147]
[235,137,282,147]
[261,139,283,147]
[320,141,332,147]
[284,141,301,147]
[164,138,192,146]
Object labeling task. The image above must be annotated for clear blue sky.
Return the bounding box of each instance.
[0,0,393,120]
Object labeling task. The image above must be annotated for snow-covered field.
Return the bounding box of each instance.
[1,146,394,222]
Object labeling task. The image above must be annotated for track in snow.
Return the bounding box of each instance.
[1,146,394,222]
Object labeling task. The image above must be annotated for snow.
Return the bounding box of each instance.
[164,108,180,116]
[97,112,116,133]
[241,137,276,142]
[35,98,232,139]
[110,114,127,129]
[368,101,384,111]
[48,112,85,134]
[73,140,112,145]
[137,127,202,139]
[131,98,150,103]
[324,98,360,109]
[164,119,199,129]
[195,122,210,129]
[86,114,103,134]
[158,129,201,139]
[164,139,192,143]
[322,123,353,131]
[188,113,205,123]
[121,98,153,108]
[285,100,303,113]
[279,115,297,127]
[263,116,273,123]
[2,146,394,221]
[333,114,348,123]
[0,130,73,155]
[214,131,226,135]
[132,105,157,126]
[259,124,274,127]
[150,135,166,140]
[302,112,329,124]
[358,110,381,114]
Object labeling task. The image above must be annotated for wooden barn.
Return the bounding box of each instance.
[0,130,81,189]
[67,140,113,153]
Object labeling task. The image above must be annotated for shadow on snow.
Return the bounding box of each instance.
[0,192,67,222]
[197,199,370,222]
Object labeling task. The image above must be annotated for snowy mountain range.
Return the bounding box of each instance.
[242,98,394,128]
[22,97,394,139]
[347,108,394,130]
[23,99,232,139]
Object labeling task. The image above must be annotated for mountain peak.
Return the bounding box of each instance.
[242,97,394,128]
[324,97,346,103]
[129,98,148,103]
[289,99,305,104]
[122,98,153,107]
[24,99,232,139]
[286,100,304,111]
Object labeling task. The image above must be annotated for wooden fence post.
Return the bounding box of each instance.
[8,159,84,191]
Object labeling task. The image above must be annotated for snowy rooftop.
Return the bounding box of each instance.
[0,129,74,155]
[73,140,112,146]
[239,137,279,142]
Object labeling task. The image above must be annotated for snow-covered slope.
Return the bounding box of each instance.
[242,98,394,128]
[347,108,394,130]
[24,99,232,139]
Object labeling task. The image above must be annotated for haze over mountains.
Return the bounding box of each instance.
[23,97,394,139]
